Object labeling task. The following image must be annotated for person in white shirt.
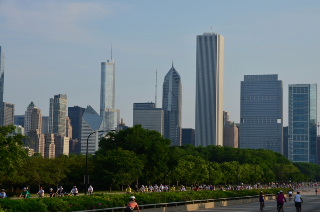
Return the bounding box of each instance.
[88,185,93,195]
[294,191,303,210]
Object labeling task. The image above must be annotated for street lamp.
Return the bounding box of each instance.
[85,130,105,195]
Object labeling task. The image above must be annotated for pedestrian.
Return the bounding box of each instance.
[56,186,64,197]
[0,189,6,198]
[20,187,30,199]
[49,188,55,198]
[125,196,140,212]
[88,185,93,195]
[71,186,78,196]
[37,187,45,198]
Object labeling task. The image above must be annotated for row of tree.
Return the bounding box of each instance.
[1,125,320,193]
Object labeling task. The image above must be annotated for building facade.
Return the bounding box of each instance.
[162,64,182,146]
[100,59,120,132]
[181,128,195,146]
[240,74,283,153]
[133,103,164,135]
[288,84,317,163]
[68,106,85,141]
[223,111,238,148]
[195,33,224,147]
[49,94,68,136]
[80,105,103,155]
[0,46,4,126]
[3,102,14,126]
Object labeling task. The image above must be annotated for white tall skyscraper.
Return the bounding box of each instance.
[195,33,224,147]
[162,64,182,146]
[0,46,4,126]
[100,56,120,132]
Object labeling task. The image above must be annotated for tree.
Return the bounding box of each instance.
[0,125,27,186]
[174,155,209,186]
[94,148,144,190]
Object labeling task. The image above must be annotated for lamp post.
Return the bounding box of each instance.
[85,130,104,195]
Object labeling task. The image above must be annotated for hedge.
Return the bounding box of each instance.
[0,189,287,212]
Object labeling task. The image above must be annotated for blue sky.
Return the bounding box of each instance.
[1,0,320,128]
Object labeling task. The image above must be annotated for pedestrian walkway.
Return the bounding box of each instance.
[187,189,320,212]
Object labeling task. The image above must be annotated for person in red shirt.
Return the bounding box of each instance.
[276,190,287,211]
[125,196,140,212]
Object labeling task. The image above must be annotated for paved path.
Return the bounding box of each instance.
[184,189,320,212]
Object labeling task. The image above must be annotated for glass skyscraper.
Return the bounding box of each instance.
[195,33,224,147]
[240,75,283,153]
[49,94,68,136]
[0,46,4,126]
[162,64,182,146]
[100,59,119,132]
[288,84,317,163]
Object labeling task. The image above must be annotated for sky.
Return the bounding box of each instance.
[1,0,320,129]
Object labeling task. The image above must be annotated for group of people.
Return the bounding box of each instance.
[259,190,303,211]
[19,185,93,198]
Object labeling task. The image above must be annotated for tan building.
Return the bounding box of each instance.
[54,134,69,157]
[4,102,14,126]
[223,111,239,148]
[44,134,55,159]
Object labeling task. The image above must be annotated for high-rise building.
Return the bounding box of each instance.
[49,94,68,136]
[162,64,182,146]
[0,46,4,126]
[68,106,85,141]
[195,33,224,147]
[80,105,103,154]
[14,115,25,127]
[42,116,49,134]
[3,102,14,126]
[54,134,69,157]
[133,103,164,134]
[44,134,55,159]
[223,111,239,148]
[288,84,317,163]
[24,102,42,134]
[240,74,283,153]
[181,128,195,146]
[100,58,120,132]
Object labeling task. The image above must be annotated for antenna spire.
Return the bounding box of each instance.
[111,44,113,60]
[155,70,158,107]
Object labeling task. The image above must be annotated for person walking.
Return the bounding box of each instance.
[71,186,78,196]
[125,196,140,212]
[88,185,93,195]
[259,191,265,211]
[294,191,303,212]
[37,187,45,198]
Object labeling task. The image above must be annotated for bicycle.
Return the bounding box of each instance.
[295,202,302,212]
[277,203,284,212]
[259,202,264,211]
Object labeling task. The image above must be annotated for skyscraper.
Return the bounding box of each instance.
[240,74,283,153]
[162,64,182,146]
[3,102,14,126]
[288,84,317,163]
[195,33,224,147]
[100,58,120,132]
[80,105,103,154]
[49,94,68,136]
[68,106,85,141]
[0,46,4,126]
[133,103,164,134]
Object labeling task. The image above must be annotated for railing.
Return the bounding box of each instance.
[72,194,275,212]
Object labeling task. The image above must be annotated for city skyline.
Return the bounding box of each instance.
[1,1,320,129]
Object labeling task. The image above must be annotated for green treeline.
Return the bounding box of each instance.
[1,125,320,194]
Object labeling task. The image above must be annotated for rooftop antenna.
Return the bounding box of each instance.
[111,44,113,60]
[155,70,158,107]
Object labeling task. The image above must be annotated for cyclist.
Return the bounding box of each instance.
[288,190,293,201]
[276,190,286,212]
[125,196,140,212]
[259,191,265,211]
[294,191,303,212]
